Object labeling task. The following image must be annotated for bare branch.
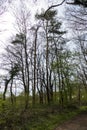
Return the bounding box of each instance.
[44,0,65,15]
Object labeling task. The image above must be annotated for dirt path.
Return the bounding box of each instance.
[55,112,87,130]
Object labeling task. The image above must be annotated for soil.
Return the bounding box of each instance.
[55,112,87,130]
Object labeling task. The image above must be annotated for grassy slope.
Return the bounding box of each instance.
[0,98,87,130]
[0,90,87,130]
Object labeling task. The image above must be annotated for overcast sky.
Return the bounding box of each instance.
[0,0,68,94]
[0,0,65,70]
[0,0,65,52]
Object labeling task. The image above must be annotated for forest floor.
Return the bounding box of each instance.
[55,111,87,130]
[0,99,87,130]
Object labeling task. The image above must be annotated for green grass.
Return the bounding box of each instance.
[0,95,87,130]
[25,110,80,130]
[0,101,84,130]
[23,105,87,130]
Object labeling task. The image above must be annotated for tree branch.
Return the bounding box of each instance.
[44,0,66,15]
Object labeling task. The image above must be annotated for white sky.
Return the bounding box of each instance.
[0,0,66,76]
[0,0,66,94]
[0,0,64,54]
[0,0,67,67]
[0,0,48,50]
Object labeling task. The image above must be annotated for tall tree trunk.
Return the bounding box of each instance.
[46,21,50,103]
[3,78,11,100]
[33,27,39,105]
[10,79,14,104]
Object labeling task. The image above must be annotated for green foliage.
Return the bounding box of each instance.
[0,92,87,130]
[11,33,25,45]
[35,9,57,21]
[48,19,66,35]
[25,110,79,130]
[9,63,20,78]
[67,0,87,7]
[74,0,87,7]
